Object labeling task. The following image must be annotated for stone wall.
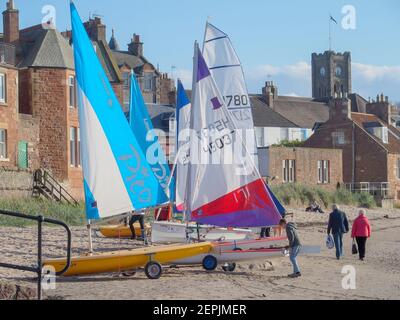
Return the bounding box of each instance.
[0,168,33,198]
[31,68,69,181]
[267,146,343,191]
[0,66,19,169]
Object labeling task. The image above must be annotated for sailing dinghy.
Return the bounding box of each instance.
[151,79,253,243]
[43,2,212,279]
[98,71,171,239]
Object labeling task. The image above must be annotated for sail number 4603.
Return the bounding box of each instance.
[223,95,249,107]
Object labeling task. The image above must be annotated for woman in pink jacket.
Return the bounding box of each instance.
[351,209,372,261]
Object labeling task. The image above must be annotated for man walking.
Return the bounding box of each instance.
[279,219,302,278]
[327,204,349,260]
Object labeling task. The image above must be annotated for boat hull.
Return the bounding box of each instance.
[151,221,252,244]
[172,248,285,265]
[43,242,212,276]
[98,223,150,238]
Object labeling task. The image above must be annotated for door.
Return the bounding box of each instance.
[18,141,28,169]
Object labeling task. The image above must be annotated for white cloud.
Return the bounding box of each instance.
[249,61,311,81]
[352,63,400,83]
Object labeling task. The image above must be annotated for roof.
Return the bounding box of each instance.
[111,50,144,70]
[349,93,368,113]
[351,112,400,154]
[18,26,74,69]
[250,96,298,128]
[270,95,330,128]
[126,104,175,132]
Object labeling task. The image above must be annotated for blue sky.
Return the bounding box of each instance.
[3,0,400,101]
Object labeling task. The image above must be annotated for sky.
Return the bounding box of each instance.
[2,0,400,101]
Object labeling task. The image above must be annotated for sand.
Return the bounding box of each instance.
[0,205,399,300]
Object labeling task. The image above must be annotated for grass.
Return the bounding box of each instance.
[270,183,376,209]
[0,197,86,227]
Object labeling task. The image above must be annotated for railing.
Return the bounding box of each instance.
[344,182,390,198]
[0,210,72,300]
[0,42,16,66]
[33,169,79,206]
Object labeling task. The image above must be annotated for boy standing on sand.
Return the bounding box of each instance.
[279,219,302,278]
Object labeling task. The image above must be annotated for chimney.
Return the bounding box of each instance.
[2,0,19,44]
[366,94,391,124]
[128,34,143,56]
[329,96,351,121]
[84,16,106,42]
[262,81,278,108]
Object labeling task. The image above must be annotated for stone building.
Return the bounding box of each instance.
[259,146,343,191]
[0,0,175,199]
[304,95,400,204]
[312,50,352,100]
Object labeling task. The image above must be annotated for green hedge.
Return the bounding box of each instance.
[0,198,85,227]
[270,183,376,209]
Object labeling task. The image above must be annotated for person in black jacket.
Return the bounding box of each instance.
[327,204,349,260]
[279,219,302,278]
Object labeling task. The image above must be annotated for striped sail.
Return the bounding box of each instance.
[175,80,191,211]
[187,44,281,228]
[203,23,258,166]
[128,71,170,205]
[71,2,161,220]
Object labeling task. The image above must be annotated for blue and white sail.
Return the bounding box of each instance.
[175,80,191,211]
[128,71,170,205]
[203,23,258,167]
[70,2,161,220]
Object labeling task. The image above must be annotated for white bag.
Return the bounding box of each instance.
[326,235,334,249]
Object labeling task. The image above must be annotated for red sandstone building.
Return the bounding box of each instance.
[0,1,174,199]
[304,96,400,205]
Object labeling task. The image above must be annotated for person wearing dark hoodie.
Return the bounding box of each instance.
[327,204,349,260]
[279,218,302,278]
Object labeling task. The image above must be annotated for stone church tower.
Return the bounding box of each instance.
[312,51,352,100]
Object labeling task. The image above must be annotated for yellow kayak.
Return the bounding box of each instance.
[98,223,150,238]
[43,242,212,279]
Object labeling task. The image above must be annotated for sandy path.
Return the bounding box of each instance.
[1,206,399,300]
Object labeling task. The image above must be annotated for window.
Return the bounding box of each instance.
[123,72,130,87]
[318,160,330,184]
[283,159,295,183]
[255,127,264,147]
[332,131,345,145]
[397,159,400,180]
[70,127,80,167]
[382,127,389,144]
[69,76,76,107]
[0,73,6,103]
[0,128,6,159]
[144,73,153,91]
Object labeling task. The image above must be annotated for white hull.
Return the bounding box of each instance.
[151,221,252,244]
[172,248,285,265]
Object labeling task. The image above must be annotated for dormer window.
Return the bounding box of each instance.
[364,122,389,144]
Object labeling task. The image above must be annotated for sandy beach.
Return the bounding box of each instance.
[1,206,399,300]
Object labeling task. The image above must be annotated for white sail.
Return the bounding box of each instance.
[186,44,281,228]
[203,23,258,166]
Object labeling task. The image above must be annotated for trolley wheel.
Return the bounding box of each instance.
[202,255,218,271]
[222,263,236,272]
[144,262,163,279]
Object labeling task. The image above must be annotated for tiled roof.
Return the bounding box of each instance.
[349,93,368,113]
[250,95,298,128]
[111,50,144,70]
[271,96,330,128]
[351,112,400,154]
[19,27,74,69]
